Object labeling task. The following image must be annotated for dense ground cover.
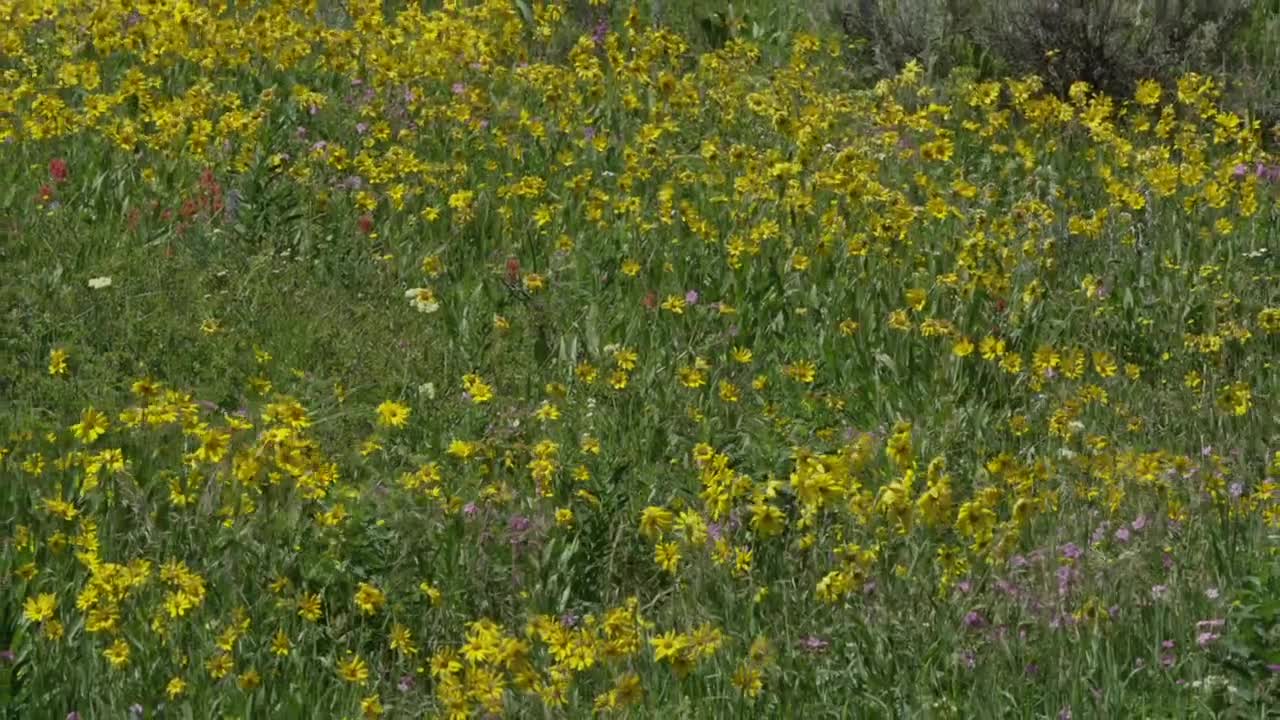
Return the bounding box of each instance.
[1,1,1278,718]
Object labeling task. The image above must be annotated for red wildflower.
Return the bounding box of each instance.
[48,158,69,183]
[357,214,375,235]
[505,257,521,284]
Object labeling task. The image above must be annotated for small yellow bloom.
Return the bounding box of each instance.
[338,653,370,684]
[271,629,292,656]
[297,593,322,622]
[48,348,69,376]
[354,582,386,615]
[375,400,411,429]
[654,542,681,574]
[1134,79,1162,106]
[555,507,575,527]
[660,295,686,314]
[104,638,130,669]
[23,593,57,623]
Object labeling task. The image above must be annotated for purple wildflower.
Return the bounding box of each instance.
[1056,565,1076,596]
[508,515,531,537]
[707,522,723,542]
[1090,523,1109,545]
[1196,631,1220,649]
[995,579,1019,598]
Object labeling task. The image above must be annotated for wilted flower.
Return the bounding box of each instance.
[404,287,440,313]
[799,635,829,653]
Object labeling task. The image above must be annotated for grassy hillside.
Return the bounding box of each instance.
[1,2,1278,718]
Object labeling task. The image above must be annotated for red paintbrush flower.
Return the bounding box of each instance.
[48,158,69,183]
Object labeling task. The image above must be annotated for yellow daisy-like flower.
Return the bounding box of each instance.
[103,638,130,669]
[375,400,411,429]
[271,629,292,656]
[337,653,370,684]
[23,593,57,623]
[1134,79,1162,106]
[354,582,386,615]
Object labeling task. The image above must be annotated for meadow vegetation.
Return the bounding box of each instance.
[1,1,1278,718]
